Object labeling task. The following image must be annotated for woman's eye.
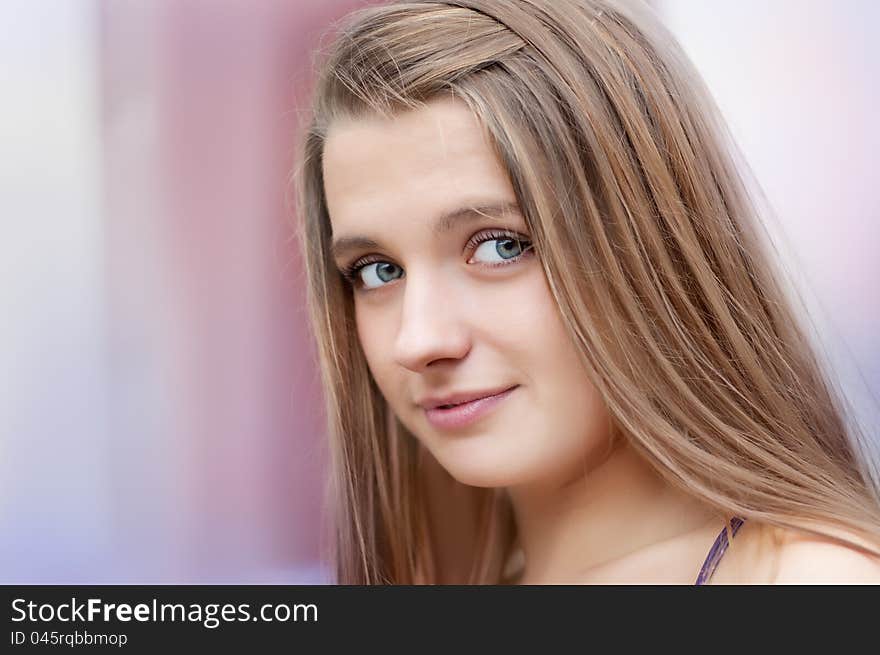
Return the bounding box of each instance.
[357,262,403,290]
[343,232,533,292]
[469,237,532,265]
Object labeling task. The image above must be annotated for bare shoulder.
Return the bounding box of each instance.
[710,520,880,584]
[770,525,880,584]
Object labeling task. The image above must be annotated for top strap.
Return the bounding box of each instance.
[694,517,746,585]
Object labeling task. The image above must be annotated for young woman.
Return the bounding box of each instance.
[292,0,880,584]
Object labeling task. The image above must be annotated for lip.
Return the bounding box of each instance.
[422,385,518,430]
[418,385,519,410]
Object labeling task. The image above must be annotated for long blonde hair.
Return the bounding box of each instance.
[292,0,880,583]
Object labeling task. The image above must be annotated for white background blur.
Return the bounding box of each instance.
[1,0,877,583]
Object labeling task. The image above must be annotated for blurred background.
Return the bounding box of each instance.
[1,0,877,583]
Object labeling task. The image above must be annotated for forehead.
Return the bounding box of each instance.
[321,97,516,234]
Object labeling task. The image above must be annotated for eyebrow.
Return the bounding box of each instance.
[330,200,522,263]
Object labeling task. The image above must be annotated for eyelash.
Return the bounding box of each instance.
[339,229,534,290]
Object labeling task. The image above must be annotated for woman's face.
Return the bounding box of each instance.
[322,96,611,489]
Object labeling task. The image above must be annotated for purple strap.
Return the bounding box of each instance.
[694,517,745,585]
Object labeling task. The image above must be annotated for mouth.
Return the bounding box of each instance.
[419,385,519,410]
[422,385,519,431]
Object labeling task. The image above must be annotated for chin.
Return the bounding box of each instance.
[440,439,597,491]
[444,467,515,489]
[433,445,553,489]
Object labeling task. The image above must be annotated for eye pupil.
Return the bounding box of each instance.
[376,262,400,282]
[497,238,522,259]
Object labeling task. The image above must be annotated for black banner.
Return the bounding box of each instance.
[1,585,874,651]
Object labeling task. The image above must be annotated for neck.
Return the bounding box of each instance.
[507,440,719,584]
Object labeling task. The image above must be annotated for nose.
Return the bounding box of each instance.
[392,268,471,372]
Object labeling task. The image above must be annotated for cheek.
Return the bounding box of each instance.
[521,279,612,463]
[354,300,405,410]
[354,302,386,376]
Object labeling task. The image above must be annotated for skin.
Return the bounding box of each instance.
[321,95,880,584]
